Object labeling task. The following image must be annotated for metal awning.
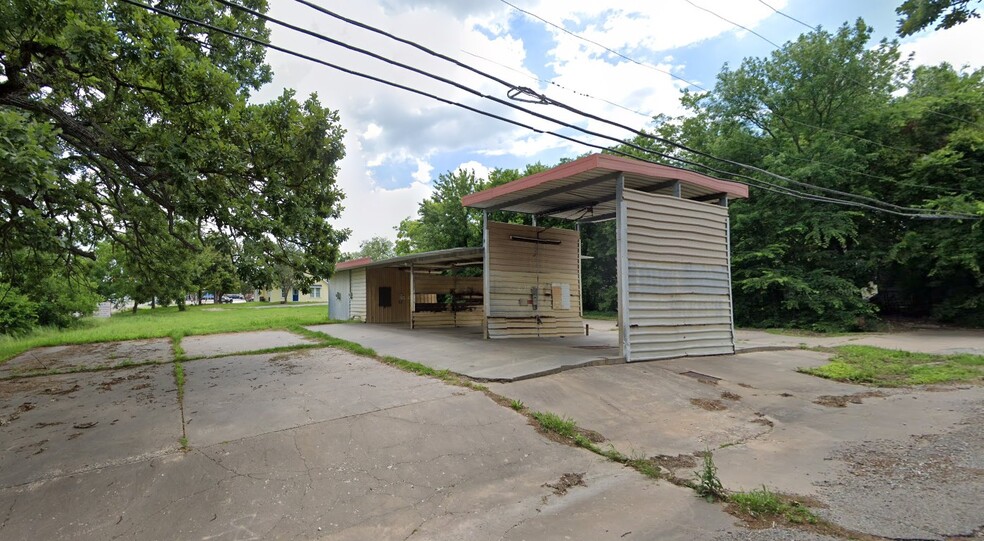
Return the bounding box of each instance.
[335,247,484,272]
[461,153,749,222]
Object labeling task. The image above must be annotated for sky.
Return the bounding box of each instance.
[250,0,984,252]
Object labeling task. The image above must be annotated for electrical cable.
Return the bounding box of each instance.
[682,0,782,48]
[288,0,972,217]
[495,0,708,91]
[756,0,818,30]
[118,0,980,220]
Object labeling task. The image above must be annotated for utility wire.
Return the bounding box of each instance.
[756,0,818,31]
[498,0,981,187]
[702,0,979,126]
[119,0,979,220]
[682,0,782,48]
[286,1,971,217]
[496,0,709,91]
[459,48,654,119]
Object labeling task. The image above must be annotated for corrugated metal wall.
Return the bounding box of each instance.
[622,190,735,360]
[486,221,583,338]
[350,268,367,321]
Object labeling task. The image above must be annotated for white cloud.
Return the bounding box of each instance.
[900,18,984,70]
[455,160,491,180]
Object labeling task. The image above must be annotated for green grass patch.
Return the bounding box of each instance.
[583,311,617,321]
[800,345,984,386]
[531,411,579,439]
[729,487,818,525]
[0,303,333,364]
[509,399,525,411]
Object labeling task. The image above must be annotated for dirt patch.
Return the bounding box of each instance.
[650,454,697,470]
[543,472,586,496]
[779,392,795,397]
[33,421,64,428]
[814,391,887,408]
[1,340,172,376]
[691,398,727,411]
[720,391,742,401]
[737,382,754,389]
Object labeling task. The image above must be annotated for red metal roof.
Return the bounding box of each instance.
[335,257,372,271]
[461,154,748,218]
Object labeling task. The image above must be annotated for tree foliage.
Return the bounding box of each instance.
[0,0,348,331]
[341,236,396,262]
[896,0,981,36]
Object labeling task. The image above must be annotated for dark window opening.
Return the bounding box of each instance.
[378,286,392,308]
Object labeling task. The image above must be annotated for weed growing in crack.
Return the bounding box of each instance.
[173,362,185,401]
[729,487,818,525]
[694,451,726,502]
[179,436,190,451]
[171,333,186,361]
[510,399,525,411]
[531,411,579,439]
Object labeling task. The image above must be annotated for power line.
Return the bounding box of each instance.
[682,0,782,48]
[118,0,979,220]
[492,2,976,196]
[756,0,817,31]
[459,48,654,119]
[496,0,710,92]
[287,0,972,217]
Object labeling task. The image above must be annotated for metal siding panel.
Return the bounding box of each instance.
[624,191,735,361]
[350,269,367,320]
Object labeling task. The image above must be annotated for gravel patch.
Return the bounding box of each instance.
[817,399,984,540]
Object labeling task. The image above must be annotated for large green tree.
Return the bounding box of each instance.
[0,0,348,329]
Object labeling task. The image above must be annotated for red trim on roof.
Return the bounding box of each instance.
[335,257,372,271]
[461,153,749,208]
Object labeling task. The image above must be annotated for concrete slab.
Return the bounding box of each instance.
[736,328,984,355]
[493,349,984,541]
[179,330,317,359]
[182,349,459,447]
[490,359,775,458]
[0,364,181,488]
[306,322,622,381]
[0,339,172,377]
[0,348,741,541]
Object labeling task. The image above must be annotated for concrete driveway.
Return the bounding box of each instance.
[2,329,982,540]
[1,333,742,541]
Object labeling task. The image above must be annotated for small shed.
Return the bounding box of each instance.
[462,153,749,362]
[328,248,484,326]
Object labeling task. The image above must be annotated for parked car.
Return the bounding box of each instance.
[221,294,246,304]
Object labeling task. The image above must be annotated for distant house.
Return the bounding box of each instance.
[255,279,329,303]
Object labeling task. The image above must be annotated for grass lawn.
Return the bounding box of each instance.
[0,302,333,364]
[800,345,984,386]
[583,310,617,321]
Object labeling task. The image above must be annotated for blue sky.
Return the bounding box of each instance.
[257,0,983,250]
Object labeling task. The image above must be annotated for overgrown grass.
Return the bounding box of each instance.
[729,487,818,525]
[800,345,984,386]
[0,303,332,363]
[583,311,617,321]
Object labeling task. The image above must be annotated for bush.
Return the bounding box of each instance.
[0,285,38,335]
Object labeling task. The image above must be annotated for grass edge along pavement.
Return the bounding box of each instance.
[0,303,335,364]
[801,345,984,386]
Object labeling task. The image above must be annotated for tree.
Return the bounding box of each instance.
[0,0,348,329]
[395,169,486,254]
[341,236,395,262]
[897,0,981,36]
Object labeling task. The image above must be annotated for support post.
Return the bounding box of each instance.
[615,173,631,361]
[531,214,537,227]
[483,210,491,339]
[576,222,583,326]
[724,204,737,353]
[409,263,415,330]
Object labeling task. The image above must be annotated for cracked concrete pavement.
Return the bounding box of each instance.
[1,341,742,540]
[493,349,984,541]
[2,329,982,540]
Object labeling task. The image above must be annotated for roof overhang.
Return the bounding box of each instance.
[461,154,749,221]
[334,247,484,272]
